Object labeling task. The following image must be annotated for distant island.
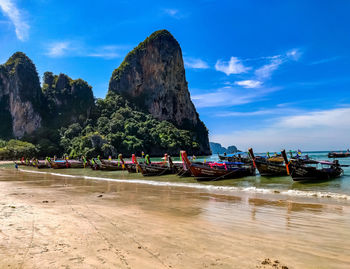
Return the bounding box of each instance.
[209,142,240,154]
[0,30,211,159]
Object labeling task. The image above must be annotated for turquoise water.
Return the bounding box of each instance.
[2,151,350,201]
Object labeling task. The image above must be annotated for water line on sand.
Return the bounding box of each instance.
[13,168,350,202]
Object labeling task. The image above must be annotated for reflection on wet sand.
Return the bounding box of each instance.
[0,168,350,268]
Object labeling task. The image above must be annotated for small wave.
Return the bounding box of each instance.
[17,168,350,201]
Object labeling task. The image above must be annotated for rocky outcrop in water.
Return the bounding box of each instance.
[0,52,43,138]
[108,30,211,154]
[209,142,239,154]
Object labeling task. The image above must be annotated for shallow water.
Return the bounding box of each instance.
[0,166,349,268]
[3,152,350,203]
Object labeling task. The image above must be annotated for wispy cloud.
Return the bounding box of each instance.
[191,86,279,108]
[184,57,209,69]
[87,45,125,59]
[45,42,129,59]
[215,57,251,75]
[0,0,29,41]
[234,80,262,88]
[254,57,283,80]
[309,56,340,65]
[286,48,302,61]
[211,107,350,151]
[163,8,179,17]
[45,41,71,57]
[216,107,300,117]
[227,49,303,88]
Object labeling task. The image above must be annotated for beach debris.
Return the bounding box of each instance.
[262,258,271,265]
[258,259,288,269]
[97,194,103,198]
[42,200,49,203]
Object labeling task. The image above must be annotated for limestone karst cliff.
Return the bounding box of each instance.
[0,52,95,140]
[42,72,95,127]
[108,30,211,154]
[0,52,43,138]
[0,30,211,156]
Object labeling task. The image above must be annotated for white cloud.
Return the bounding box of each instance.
[164,8,179,17]
[215,57,251,75]
[87,46,124,59]
[184,57,209,69]
[45,41,71,57]
[234,80,262,88]
[211,107,350,152]
[45,42,127,59]
[191,86,278,108]
[0,0,29,41]
[286,48,302,61]
[254,57,283,80]
[276,107,350,129]
[309,56,340,65]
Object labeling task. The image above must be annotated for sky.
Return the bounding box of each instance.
[1,0,350,152]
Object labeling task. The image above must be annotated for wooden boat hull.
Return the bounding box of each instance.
[289,165,343,182]
[92,165,122,171]
[139,164,175,176]
[328,152,350,158]
[36,161,50,169]
[67,161,86,168]
[51,161,70,169]
[125,163,139,173]
[255,160,287,176]
[189,163,255,181]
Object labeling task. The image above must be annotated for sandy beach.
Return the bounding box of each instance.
[1,167,350,269]
[0,161,14,164]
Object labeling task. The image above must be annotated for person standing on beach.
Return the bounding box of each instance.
[14,163,18,170]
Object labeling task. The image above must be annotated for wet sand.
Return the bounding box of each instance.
[0,168,350,268]
[0,161,14,164]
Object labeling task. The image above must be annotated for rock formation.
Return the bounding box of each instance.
[0,53,94,139]
[209,142,239,154]
[0,52,43,138]
[108,30,211,154]
[42,72,95,127]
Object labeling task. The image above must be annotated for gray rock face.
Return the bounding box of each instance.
[108,30,211,154]
[0,52,43,138]
[109,30,198,127]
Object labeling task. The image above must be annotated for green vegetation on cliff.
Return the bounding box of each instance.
[56,92,200,158]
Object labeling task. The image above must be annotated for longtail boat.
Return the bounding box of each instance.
[35,159,51,169]
[139,154,177,176]
[67,160,86,168]
[328,151,350,158]
[248,148,287,176]
[50,160,70,169]
[123,154,142,173]
[181,151,255,181]
[218,152,252,164]
[281,150,344,182]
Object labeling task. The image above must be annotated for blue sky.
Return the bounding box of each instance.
[1,0,350,151]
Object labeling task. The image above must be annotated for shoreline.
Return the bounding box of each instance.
[5,166,350,204]
[1,168,350,268]
[0,160,14,164]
